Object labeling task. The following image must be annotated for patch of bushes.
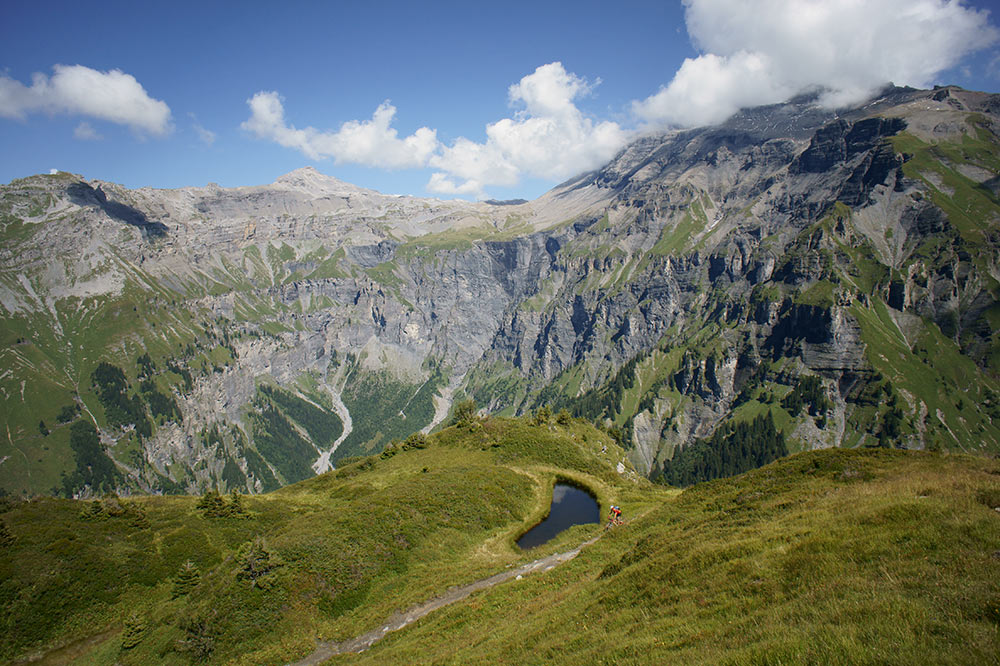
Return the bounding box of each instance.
[660,412,788,487]
[91,361,152,438]
[196,489,250,518]
[782,375,832,417]
[61,420,120,496]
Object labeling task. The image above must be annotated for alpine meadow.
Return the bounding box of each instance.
[3,0,1000,662]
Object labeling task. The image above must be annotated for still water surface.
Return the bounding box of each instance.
[516,483,599,550]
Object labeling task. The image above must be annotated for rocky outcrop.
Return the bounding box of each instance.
[3,85,999,495]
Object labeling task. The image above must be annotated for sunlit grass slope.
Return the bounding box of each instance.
[1,418,997,665]
[339,449,1000,665]
[0,417,639,665]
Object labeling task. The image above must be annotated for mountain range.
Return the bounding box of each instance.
[1,84,999,498]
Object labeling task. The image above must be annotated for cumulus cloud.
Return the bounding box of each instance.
[428,62,628,196]
[0,64,171,135]
[73,121,101,141]
[188,113,216,146]
[425,172,487,197]
[241,92,437,169]
[244,63,627,197]
[635,0,1000,127]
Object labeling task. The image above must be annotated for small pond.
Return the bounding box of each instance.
[516,483,600,550]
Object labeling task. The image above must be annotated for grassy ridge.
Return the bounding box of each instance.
[340,448,1000,665]
[2,418,998,665]
[0,417,632,665]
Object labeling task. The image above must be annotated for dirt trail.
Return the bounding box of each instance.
[287,535,601,665]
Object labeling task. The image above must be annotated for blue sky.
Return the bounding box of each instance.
[2,0,999,200]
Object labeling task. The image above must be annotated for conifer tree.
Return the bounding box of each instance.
[172,560,201,598]
[236,536,282,588]
[121,612,147,649]
[0,518,14,547]
[534,405,552,426]
[197,488,226,517]
[224,489,248,517]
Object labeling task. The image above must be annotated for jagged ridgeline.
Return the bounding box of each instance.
[2,84,1000,496]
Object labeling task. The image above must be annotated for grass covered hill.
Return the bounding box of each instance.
[1,415,998,665]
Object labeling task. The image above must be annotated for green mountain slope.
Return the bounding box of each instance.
[345,448,1000,665]
[2,86,1000,498]
[1,418,997,665]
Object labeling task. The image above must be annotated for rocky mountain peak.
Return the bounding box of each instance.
[1,85,998,499]
[271,166,377,199]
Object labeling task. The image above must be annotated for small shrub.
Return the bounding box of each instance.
[977,489,1000,510]
[172,560,201,599]
[56,404,80,423]
[451,399,479,428]
[533,406,552,426]
[120,612,146,650]
[402,432,428,450]
[236,536,282,588]
[175,612,217,662]
[0,518,14,547]
[78,495,149,527]
[79,501,107,521]
[197,488,249,518]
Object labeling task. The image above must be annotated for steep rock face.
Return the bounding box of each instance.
[463,86,1000,473]
[2,86,999,496]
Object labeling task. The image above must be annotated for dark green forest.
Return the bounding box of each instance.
[658,412,788,487]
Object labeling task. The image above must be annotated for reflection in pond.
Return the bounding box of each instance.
[516,483,600,550]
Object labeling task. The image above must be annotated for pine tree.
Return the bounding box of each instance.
[196,489,226,517]
[224,489,248,518]
[120,612,146,650]
[236,536,282,588]
[0,518,14,547]
[172,560,201,599]
[534,405,552,426]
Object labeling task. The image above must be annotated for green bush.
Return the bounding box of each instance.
[120,612,146,650]
[236,536,282,589]
[452,399,479,428]
[172,560,201,599]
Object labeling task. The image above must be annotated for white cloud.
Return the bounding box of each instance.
[244,63,628,197]
[189,114,216,146]
[73,121,101,140]
[426,172,486,198]
[0,64,171,135]
[195,124,216,146]
[635,0,1000,127]
[428,62,628,196]
[989,53,1000,79]
[241,92,437,168]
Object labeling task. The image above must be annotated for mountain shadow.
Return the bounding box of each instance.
[67,182,167,237]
